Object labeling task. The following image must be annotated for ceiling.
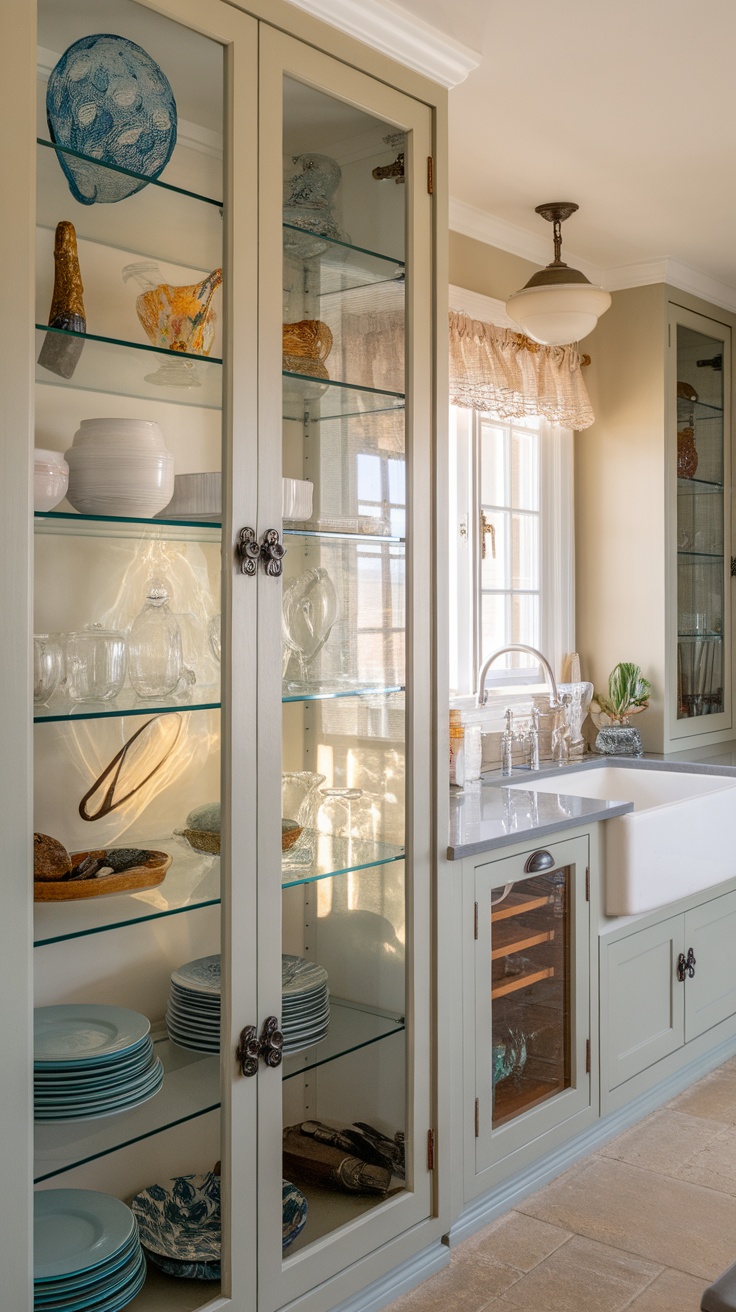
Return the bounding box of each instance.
[388,0,736,300]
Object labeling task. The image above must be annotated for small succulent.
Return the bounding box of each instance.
[592,662,651,725]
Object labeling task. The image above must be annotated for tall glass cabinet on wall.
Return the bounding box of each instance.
[669,304,732,742]
[32,2,251,1309]
[23,3,438,1310]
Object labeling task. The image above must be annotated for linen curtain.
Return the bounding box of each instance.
[448,310,595,430]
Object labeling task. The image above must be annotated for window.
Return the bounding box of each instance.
[449,289,575,697]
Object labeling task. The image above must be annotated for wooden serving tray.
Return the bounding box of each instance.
[34,849,172,901]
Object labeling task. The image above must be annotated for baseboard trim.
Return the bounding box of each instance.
[449,1030,736,1247]
[324,1242,450,1312]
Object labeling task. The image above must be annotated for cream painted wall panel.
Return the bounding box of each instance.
[575,285,668,749]
[449,231,537,304]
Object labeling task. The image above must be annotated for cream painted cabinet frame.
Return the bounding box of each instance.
[2,0,447,1309]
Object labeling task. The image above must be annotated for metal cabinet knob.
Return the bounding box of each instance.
[237,527,260,576]
[236,1017,283,1076]
[677,947,696,982]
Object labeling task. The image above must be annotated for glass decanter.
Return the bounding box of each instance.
[128,577,195,699]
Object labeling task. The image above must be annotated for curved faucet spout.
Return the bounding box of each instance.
[476,644,560,709]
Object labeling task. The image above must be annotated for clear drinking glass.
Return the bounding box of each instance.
[282,771,326,871]
[66,626,126,702]
[33,634,62,704]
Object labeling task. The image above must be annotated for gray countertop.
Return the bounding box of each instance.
[447,748,736,860]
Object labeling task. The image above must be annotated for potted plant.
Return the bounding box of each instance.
[590,662,652,756]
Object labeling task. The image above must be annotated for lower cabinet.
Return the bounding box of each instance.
[602,886,736,1097]
[462,832,597,1199]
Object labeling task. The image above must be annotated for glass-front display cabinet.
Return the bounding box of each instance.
[469,834,591,1178]
[669,304,732,742]
[4,1,442,1308]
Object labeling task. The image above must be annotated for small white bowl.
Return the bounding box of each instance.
[34,448,69,512]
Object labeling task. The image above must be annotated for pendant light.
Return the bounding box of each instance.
[505,202,611,346]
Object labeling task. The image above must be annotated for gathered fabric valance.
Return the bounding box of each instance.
[449,310,595,430]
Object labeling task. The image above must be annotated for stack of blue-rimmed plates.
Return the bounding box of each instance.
[281,955,330,1054]
[165,954,220,1053]
[34,1005,163,1122]
[34,1189,146,1311]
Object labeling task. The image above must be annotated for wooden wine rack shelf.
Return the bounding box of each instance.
[491,890,553,923]
[491,965,554,999]
[491,922,555,960]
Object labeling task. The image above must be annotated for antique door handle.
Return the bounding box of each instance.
[237,527,260,576]
[258,1016,283,1068]
[260,529,286,577]
[236,1025,260,1076]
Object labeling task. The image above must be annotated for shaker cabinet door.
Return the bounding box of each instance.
[602,917,684,1090]
[685,889,736,1042]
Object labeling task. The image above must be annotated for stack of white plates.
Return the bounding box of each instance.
[166,953,330,1056]
[165,954,221,1053]
[282,955,330,1054]
[34,1005,163,1122]
[34,1189,146,1311]
[65,418,174,519]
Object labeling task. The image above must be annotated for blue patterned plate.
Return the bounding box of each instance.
[282,1180,308,1250]
[170,955,221,995]
[281,955,328,997]
[34,1190,136,1281]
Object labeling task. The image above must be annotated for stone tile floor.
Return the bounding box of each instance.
[389,1057,736,1311]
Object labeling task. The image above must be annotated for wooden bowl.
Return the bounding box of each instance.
[34,849,172,901]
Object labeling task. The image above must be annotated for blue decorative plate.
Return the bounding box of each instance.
[171,954,221,995]
[282,1180,308,1250]
[281,955,328,997]
[34,1006,150,1065]
[34,1248,145,1311]
[34,1190,136,1281]
[46,34,177,205]
[32,1233,140,1295]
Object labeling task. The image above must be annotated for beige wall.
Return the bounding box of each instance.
[449,231,536,302]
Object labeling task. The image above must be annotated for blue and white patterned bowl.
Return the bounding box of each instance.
[131,1173,308,1279]
[46,34,177,205]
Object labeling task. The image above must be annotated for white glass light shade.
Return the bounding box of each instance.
[505,282,612,346]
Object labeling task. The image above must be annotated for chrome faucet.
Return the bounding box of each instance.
[476,643,561,710]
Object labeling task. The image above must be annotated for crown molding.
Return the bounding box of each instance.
[450,197,736,312]
[285,0,480,88]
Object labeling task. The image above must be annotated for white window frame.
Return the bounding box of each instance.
[449,285,575,697]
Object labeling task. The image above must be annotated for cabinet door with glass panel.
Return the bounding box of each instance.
[469,835,590,1177]
[668,304,732,743]
[31,2,258,1309]
[255,28,435,1310]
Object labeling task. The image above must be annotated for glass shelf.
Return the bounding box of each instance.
[37,139,222,273]
[33,842,219,947]
[283,526,405,544]
[677,476,724,493]
[282,835,404,889]
[37,137,223,208]
[283,373,404,422]
[35,326,222,410]
[692,399,724,417]
[33,1039,218,1183]
[677,632,723,641]
[282,999,404,1081]
[677,551,723,562]
[282,682,404,704]
[35,511,222,543]
[34,690,221,724]
[283,223,403,273]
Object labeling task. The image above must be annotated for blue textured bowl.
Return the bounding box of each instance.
[46,33,177,204]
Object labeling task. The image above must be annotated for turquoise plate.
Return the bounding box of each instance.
[34,1007,150,1065]
[34,1190,136,1281]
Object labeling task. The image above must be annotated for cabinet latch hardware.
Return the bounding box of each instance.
[524,849,555,874]
[236,1024,260,1077]
[585,867,590,902]
[258,1015,284,1068]
[474,901,479,940]
[481,513,496,560]
[586,1038,591,1074]
[677,947,697,982]
[260,528,286,577]
[427,156,434,195]
[474,1098,480,1137]
[427,1129,436,1171]
[731,556,736,578]
[236,1016,283,1076]
[237,527,260,577]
